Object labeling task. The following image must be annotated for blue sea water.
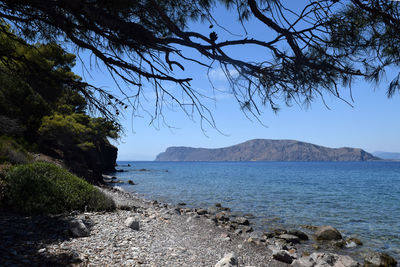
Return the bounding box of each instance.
[113,161,400,260]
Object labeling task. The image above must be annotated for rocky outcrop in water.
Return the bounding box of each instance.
[155,139,380,162]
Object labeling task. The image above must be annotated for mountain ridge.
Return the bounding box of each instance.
[155,139,380,162]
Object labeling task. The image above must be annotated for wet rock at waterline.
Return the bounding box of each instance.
[314,226,342,241]
[291,252,360,267]
[364,252,397,267]
[288,229,309,241]
[278,234,301,244]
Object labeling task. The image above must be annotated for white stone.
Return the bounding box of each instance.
[215,252,238,267]
[125,217,140,230]
[69,219,90,237]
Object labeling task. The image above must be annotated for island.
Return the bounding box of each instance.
[155,139,380,161]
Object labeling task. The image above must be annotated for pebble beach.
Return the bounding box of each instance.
[0,186,396,266]
[0,186,288,266]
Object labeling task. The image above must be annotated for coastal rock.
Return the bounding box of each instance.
[274,228,288,235]
[273,250,293,264]
[234,217,250,225]
[69,219,90,237]
[292,252,360,267]
[215,203,222,208]
[216,212,230,222]
[241,226,253,233]
[332,239,346,248]
[197,209,208,215]
[243,213,255,219]
[128,180,135,185]
[124,217,140,230]
[364,252,397,267]
[215,252,238,267]
[288,229,309,240]
[314,226,342,241]
[301,224,318,231]
[263,231,275,239]
[234,229,243,235]
[278,234,301,244]
[312,252,359,267]
[291,255,315,267]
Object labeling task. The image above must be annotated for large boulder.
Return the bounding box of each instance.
[364,252,397,267]
[215,252,238,267]
[69,219,90,237]
[314,226,342,241]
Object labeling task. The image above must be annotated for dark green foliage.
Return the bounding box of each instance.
[38,113,119,152]
[0,23,120,182]
[3,162,115,214]
[0,135,31,164]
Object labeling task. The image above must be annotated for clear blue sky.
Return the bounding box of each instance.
[72,2,400,160]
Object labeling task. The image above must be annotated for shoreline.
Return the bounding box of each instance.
[0,185,395,266]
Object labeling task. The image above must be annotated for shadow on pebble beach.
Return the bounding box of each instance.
[0,212,79,266]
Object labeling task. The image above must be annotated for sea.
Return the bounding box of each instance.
[112,161,400,261]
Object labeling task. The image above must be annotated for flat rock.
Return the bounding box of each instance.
[278,234,301,244]
[314,226,342,241]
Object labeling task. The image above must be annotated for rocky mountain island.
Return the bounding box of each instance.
[155,139,380,162]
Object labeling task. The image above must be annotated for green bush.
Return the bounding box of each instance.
[3,162,115,214]
[0,135,31,164]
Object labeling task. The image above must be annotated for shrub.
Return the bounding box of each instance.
[3,162,115,214]
[0,135,31,164]
[0,163,11,208]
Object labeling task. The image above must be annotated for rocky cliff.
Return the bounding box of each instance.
[155,139,380,162]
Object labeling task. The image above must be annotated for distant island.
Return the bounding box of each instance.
[155,139,380,161]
